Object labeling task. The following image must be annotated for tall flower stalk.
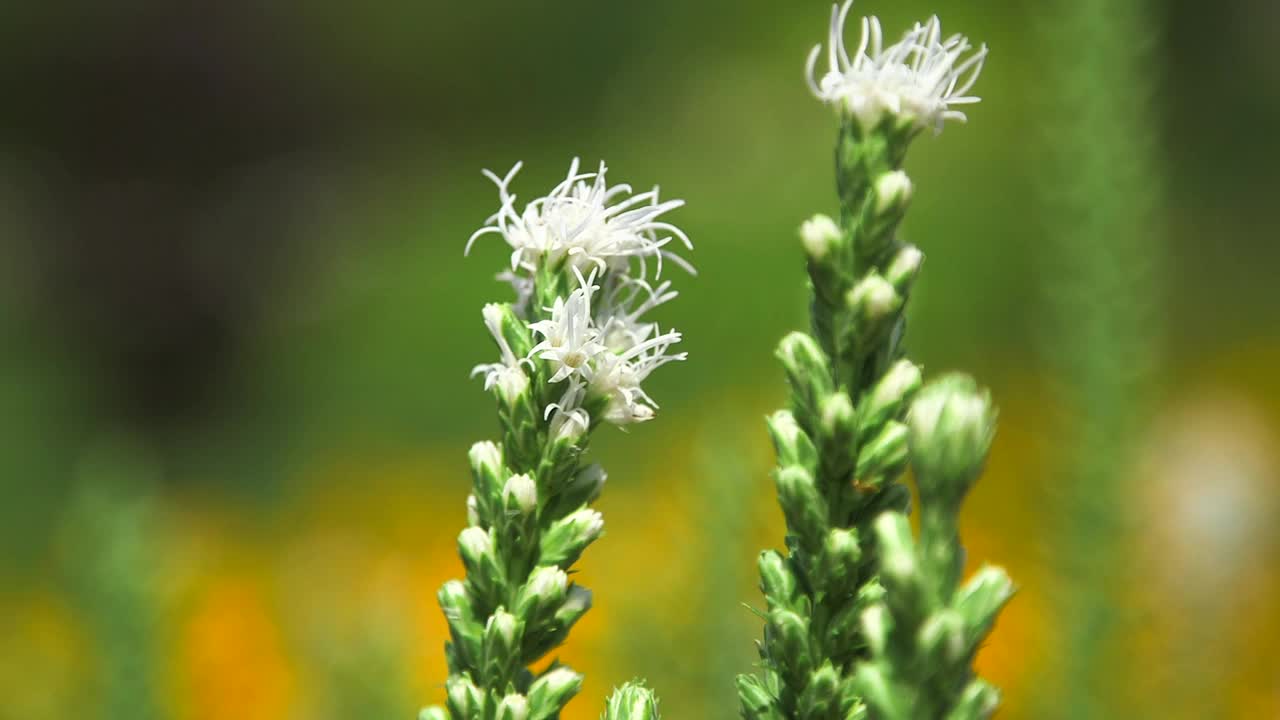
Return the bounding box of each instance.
[421,159,688,720]
[736,3,1012,718]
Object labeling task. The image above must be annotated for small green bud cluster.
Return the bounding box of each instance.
[428,437,599,720]
[740,7,1009,718]
[853,377,1012,720]
[741,98,929,720]
[601,682,662,720]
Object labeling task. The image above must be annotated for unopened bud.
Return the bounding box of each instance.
[458,526,492,561]
[847,274,902,325]
[603,682,661,720]
[919,609,967,664]
[495,693,531,720]
[554,585,593,626]
[819,391,856,441]
[446,674,483,719]
[873,170,914,217]
[908,373,997,501]
[758,549,798,609]
[539,509,604,568]
[885,244,924,292]
[873,512,919,594]
[800,214,842,260]
[859,607,889,662]
[777,332,835,423]
[517,565,569,619]
[955,565,1015,639]
[855,421,910,481]
[798,662,841,718]
[418,706,448,720]
[438,580,481,664]
[862,361,923,436]
[819,528,862,593]
[766,410,818,474]
[736,674,780,719]
[768,608,814,681]
[503,473,538,515]
[468,441,505,511]
[483,608,522,666]
[774,466,828,550]
[528,667,584,718]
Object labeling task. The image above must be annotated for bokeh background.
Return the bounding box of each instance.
[2,1,1278,718]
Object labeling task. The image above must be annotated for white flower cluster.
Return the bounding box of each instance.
[467,158,693,290]
[469,160,691,429]
[806,0,988,133]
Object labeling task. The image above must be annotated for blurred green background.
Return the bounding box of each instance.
[2,1,1278,718]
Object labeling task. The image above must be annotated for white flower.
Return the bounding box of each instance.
[472,303,531,401]
[588,275,686,425]
[806,0,988,133]
[528,281,608,384]
[465,158,693,281]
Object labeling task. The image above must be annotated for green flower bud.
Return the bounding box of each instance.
[885,245,924,295]
[766,410,818,474]
[798,662,841,718]
[469,441,505,517]
[481,608,523,684]
[603,682,661,720]
[819,390,857,446]
[918,608,967,664]
[908,374,997,503]
[438,580,482,665]
[861,360,923,436]
[446,674,484,720]
[737,674,784,720]
[847,274,902,328]
[539,508,604,568]
[418,706,448,720]
[954,566,1015,643]
[555,585,593,626]
[457,527,504,600]
[873,512,920,599]
[800,214,843,261]
[819,528,862,593]
[774,466,828,550]
[776,332,835,426]
[855,421,910,483]
[466,494,481,527]
[873,170,914,218]
[758,550,798,610]
[852,663,903,720]
[767,608,813,683]
[495,693,531,720]
[516,565,569,621]
[503,473,538,515]
[860,604,892,657]
[528,667,583,719]
[947,679,1001,720]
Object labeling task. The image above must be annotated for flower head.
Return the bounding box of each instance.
[806,0,988,133]
[466,158,693,282]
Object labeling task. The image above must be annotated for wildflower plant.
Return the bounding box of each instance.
[421,159,686,720]
[736,3,1013,719]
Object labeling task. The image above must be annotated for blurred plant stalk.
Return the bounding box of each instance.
[62,439,165,720]
[736,3,1013,719]
[1033,0,1168,715]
